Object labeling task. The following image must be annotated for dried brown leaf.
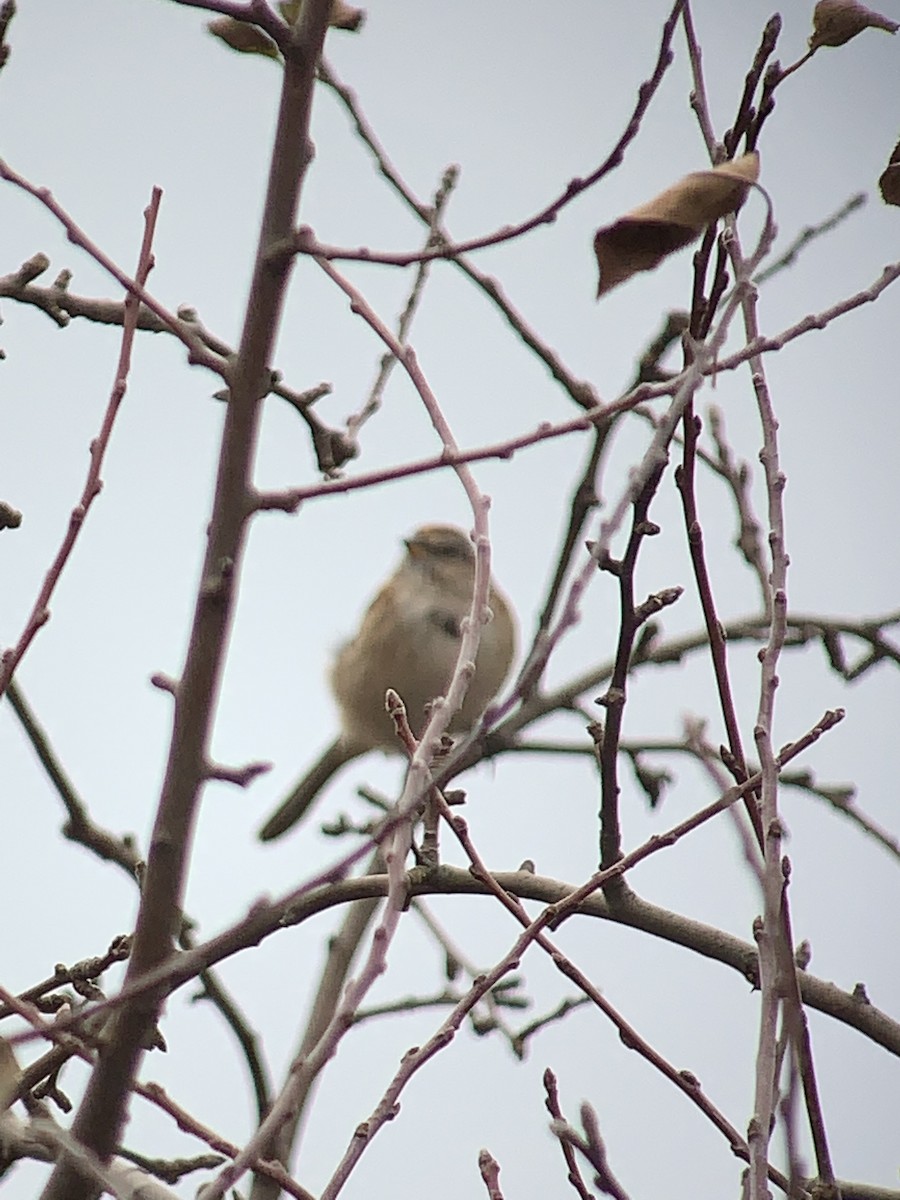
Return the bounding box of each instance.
[809,0,899,49]
[208,16,281,59]
[593,152,760,296]
[879,136,900,206]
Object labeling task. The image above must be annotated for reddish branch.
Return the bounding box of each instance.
[0,162,219,370]
[543,1070,595,1200]
[552,1103,632,1200]
[0,189,161,698]
[478,1149,506,1200]
[681,8,840,1194]
[36,4,334,1197]
[13,715,861,1199]
[675,399,764,848]
[404,796,795,1197]
[9,714,865,1065]
[293,1,686,268]
[343,165,458,444]
[594,460,669,877]
[232,248,500,1195]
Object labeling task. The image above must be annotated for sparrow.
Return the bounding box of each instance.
[258,524,516,841]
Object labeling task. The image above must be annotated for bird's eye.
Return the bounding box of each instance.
[429,538,470,560]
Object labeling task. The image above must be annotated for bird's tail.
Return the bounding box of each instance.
[258,738,358,841]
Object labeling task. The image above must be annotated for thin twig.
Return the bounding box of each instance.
[261,854,384,1189]
[0,188,162,696]
[344,165,458,444]
[754,194,866,285]
[478,1149,506,1200]
[0,936,131,1019]
[553,1103,632,1200]
[0,164,219,370]
[675,395,764,847]
[544,1070,596,1200]
[413,900,521,1043]
[305,710,844,1200]
[707,405,770,611]
[305,3,685,267]
[37,7,334,1195]
[220,247,500,1200]
[594,461,669,877]
[512,997,591,1060]
[5,680,142,873]
[5,680,274,1123]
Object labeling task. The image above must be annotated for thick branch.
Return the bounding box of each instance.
[38,5,333,1196]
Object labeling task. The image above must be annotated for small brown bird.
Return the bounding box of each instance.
[258,525,517,841]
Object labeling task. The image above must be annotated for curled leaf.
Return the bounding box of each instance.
[879,136,900,207]
[208,16,280,59]
[809,0,899,49]
[0,500,22,530]
[593,152,760,296]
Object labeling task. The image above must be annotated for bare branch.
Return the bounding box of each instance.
[478,1148,506,1200]
[204,759,273,787]
[37,4,334,1193]
[544,1070,597,1200]
[551,1103,632,1200]
[344,164,459,444]
[301,3,685,267]
[511,997,590,1060]
[754,193,866,284]
[0,188,163,697]
[675,397,764,846]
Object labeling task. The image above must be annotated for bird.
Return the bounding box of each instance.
[258,524,517,841]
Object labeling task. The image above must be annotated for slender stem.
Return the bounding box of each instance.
[38,6,332,1196]
[0,189,161,696]
[675,398,764,847]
